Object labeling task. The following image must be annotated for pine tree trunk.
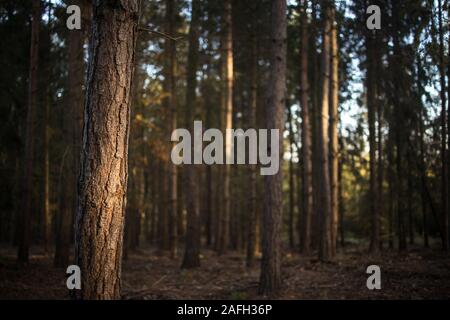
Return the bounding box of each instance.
[75,0,139,299]
[246,23,258,267]
[387,129,395,249]
[55,0,87,267]
[181,0,201,269]
[18,0,40,263]
[287,105,295,249]
[157,162,169,253]
[338,154,345,247]
[259,0,286,296]
[165,0,178,259]
[418,104,429,248]
[437,0,448,251]
[447,2,450,249]
[329,4,339,256]
[391,0,407,251]
[299,0,312,255]
[317,2,333,262]
[376,43,383,250]
[218,0,233,255]
[366,24,379,254]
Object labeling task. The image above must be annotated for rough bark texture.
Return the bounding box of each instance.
[299,0,312,255]
[259,0,286,296]
[181,0,201,269]
[18,0,40,263]
[75,0,139,300]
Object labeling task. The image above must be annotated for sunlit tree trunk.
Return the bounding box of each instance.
[217,0,233,255]
[75,0,139,299]
[329,4,339,256]
[317,2,333,262]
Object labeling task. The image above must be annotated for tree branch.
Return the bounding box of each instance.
[138,26,184,41]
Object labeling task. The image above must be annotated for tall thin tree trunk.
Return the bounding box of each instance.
[376,42,383,250]
[310,2,321,250]
[18,0,40,263]
[329,4,339,256]
[447,1,450,249]
[181,0,201,269]
[43,3,52,253]
[366,23,380,254]
[438,0,448,251]
[287,104,295,249]
[259,0,286,296]
[299,0,312,255]
[419,105,429,248]
[75,0,139,299]
[338,152,345,247]
[55,0,86,267]
[387,129,395,249]
[218,0,233,255]
[317,2,333,262]
[407,153,415,245]
[43,88,50,253]
[392,0,407,251]
[165,0,178,259]
[157,163,169,252]
[246,19,258,267]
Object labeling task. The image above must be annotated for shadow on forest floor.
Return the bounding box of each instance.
[0,244,449,299]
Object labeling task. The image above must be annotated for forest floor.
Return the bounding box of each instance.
[0,244,449,299]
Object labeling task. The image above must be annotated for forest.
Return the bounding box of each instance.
[0,0,449,300]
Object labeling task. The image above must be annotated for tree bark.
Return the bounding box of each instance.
[181,0,201,269]
[17,0,40,263]
[165,0,178,259]
[437,0,448,251]
[391,0,407,251]
[246,15,258,267]
[317,2,333,262]
[329,4,339,256]
[217,0,233,255]
[418,104,429,247]
[299,0,312,255]
[55,0,87,267]
[75,0,139,299]
[366,18,380,254]
[259,0,286,296]
[287,104,295,249]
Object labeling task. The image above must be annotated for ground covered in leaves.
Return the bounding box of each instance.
[0,244,449,299]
